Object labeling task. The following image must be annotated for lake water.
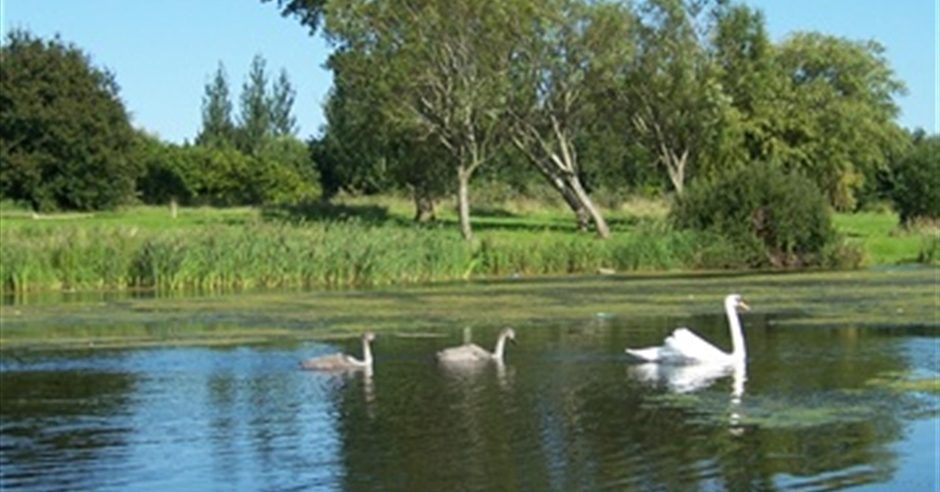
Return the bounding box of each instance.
[2,307,938,492]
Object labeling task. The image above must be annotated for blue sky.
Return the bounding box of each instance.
[2,0,936,143]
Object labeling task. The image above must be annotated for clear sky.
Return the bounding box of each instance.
[2,0,936,143]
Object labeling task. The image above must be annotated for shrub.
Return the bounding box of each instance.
[672,162,836,268]
[891,135,940,225]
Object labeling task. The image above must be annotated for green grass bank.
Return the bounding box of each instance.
[0,198,936,294]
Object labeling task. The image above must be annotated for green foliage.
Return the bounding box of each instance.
[4,198,934,293]
[273,0,908,228]
[198,56,299,151]
[672,162,836,268]
[135,133,193,205]
[257,136,321,197]
[262,0,327,35]
[917,233,940,265]
[0,29,139,211]
[269,68,298,137]
[237,54,271,156]
[137,136,318,207]
[196,62,236,148]
[890,134,940,224]
[764,33,907,210]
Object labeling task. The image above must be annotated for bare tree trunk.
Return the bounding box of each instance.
[558,187,591,231]
[662,145,688,195]
[566,175,610,239]
[511,136,592,232]
[530,162,606,237]
[457,166,473,241]
[413,185,436,223]
[510,134,608,238]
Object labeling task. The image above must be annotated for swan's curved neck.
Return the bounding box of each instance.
[493,335,508,360]
[725,302,745,360]
[360,338,373,366]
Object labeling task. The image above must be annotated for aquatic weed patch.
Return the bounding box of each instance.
[1,268,936,349]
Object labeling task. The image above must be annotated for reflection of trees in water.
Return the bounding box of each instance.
[333,331,550,492]
[0,370,136,490]
[202,346,330,489]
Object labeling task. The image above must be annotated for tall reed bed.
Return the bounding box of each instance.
[1,218,715,293]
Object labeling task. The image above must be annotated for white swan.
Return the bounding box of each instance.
[436,327,516,364]
[625,294,749,364]
[301,332,375,371]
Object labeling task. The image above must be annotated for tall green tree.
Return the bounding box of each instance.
[318,52,451,220]
[197,62,236,148]
[507,0,634,238]
[238,54,271,155]
[324,0,517,240]
[313,81,393,199]
[710,2,776,167]
[269,68,298,137]
[769,33,907,210]
[614,0,732,196]
[708,6,907,210]
[0,29,139,211]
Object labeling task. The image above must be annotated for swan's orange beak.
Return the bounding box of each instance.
[738,300,750,311]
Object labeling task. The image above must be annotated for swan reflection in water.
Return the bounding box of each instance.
[630,359,745,397]
[438,357,512,391]
[629,360,747,434]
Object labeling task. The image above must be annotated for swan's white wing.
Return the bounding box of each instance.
[624,346,666,362]
[664,328,729,362]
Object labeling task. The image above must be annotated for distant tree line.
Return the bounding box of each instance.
[1,32,317,211]
[2,0,937,238]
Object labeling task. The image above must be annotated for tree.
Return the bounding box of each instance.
[507,0,633,238]
[324,0,517,240]
[708,2,775,175]
[262,0,328,35]
[313,83,394,199]
[0,29,139,211]
[269,68,298,137]
[767,33,907,210]
[238,54,271,155]
[196,62,236,148]
[890,132,940,224]
[316,57,451,220]
[614,0,731,196]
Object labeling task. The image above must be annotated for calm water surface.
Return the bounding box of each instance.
[1,313,938,491]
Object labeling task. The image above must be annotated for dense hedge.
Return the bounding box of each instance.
[136,136,319,207]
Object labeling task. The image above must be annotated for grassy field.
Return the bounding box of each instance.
[832,211,936,265]
[0,196,936,294]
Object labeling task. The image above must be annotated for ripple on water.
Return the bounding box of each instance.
[1,324,937,491]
